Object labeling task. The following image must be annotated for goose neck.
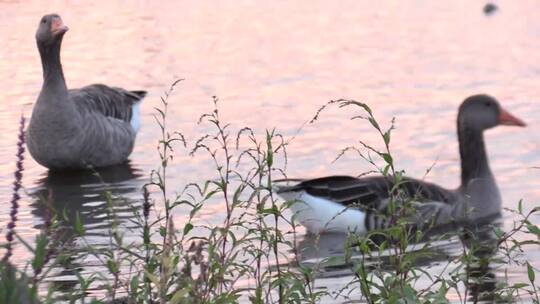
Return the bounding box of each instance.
[37,38,67,91]
[458,125,492,186]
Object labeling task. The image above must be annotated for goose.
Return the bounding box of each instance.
[27,14,146,170]
[276,95,526,234]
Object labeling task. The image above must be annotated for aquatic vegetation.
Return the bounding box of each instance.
[0,83,539,303]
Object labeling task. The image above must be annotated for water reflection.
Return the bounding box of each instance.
[31,162,143,230]
[460,225,500,303]
[28,163,144,293]
[297,232,456,272]
[295,221,502,302]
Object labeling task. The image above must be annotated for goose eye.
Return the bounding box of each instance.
[41,18,47,24]
[484,102,491,107]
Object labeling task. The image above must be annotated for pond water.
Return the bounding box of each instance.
[0,0,539,302]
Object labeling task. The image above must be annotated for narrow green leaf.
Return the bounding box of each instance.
[266,132,274,167]
[383,164,390,176]
[106,259,118,274]
[74,212,85,236]
[368,117,380,130]
[159,226,166,237]
[183,223,193,235]
[526,224,540,236]
[31,233,48,273]
[383,131,391,145]
[527,262,535,283]
[511,283,529,289]
[129,276,139,294]
[381,153,393,166]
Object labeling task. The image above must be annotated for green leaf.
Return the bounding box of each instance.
[381,153,393,166]
[183,223,194,235]
[31,233,48,273]
[130,276,139,294]
[527,262,535,283]
[74,212,85,235]
[266,132,274,167]
[62,208,69,222]
[159,226,166,237]
[383,131,391,145]
[383,164,390,176]
[368,117,380,130]
[106,259,119,274]
[402,284,419,302]
[511,283,529,289]
[358,102,373,115]
[526,224,540,237]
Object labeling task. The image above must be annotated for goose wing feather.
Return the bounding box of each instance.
[277,175,459,230]
[277,175,457,209]
[69,84,146,122]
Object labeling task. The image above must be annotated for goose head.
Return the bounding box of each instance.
[458,94,526,132]
[36,14,69,47]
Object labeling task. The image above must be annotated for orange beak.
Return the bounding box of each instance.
[51,17,69,36]
[498,108,526,127]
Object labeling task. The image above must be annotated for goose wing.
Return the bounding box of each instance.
[69,84,146,122]
[276,175,457,210]
[65,84,146,167]
[276,175,459,230]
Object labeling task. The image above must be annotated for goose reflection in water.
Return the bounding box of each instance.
[31,162,143,230]
[29,163,143,292]
[461,226,500,303]
[294,223,501,302]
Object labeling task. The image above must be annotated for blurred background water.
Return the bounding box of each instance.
[0,0,539,302]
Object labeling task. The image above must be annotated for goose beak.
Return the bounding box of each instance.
[498,108,526,127]
[51,17,69,36]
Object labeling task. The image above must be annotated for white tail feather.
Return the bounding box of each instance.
[130,103,141,132]
[280,190,367,234]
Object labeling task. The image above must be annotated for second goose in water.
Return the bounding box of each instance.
[276,95,526,234]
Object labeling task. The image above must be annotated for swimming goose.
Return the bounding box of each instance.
[27,14,146,170]
[276,95,526,234]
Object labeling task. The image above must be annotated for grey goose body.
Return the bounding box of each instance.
[276,95,526,234]
[27,14,146,170]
